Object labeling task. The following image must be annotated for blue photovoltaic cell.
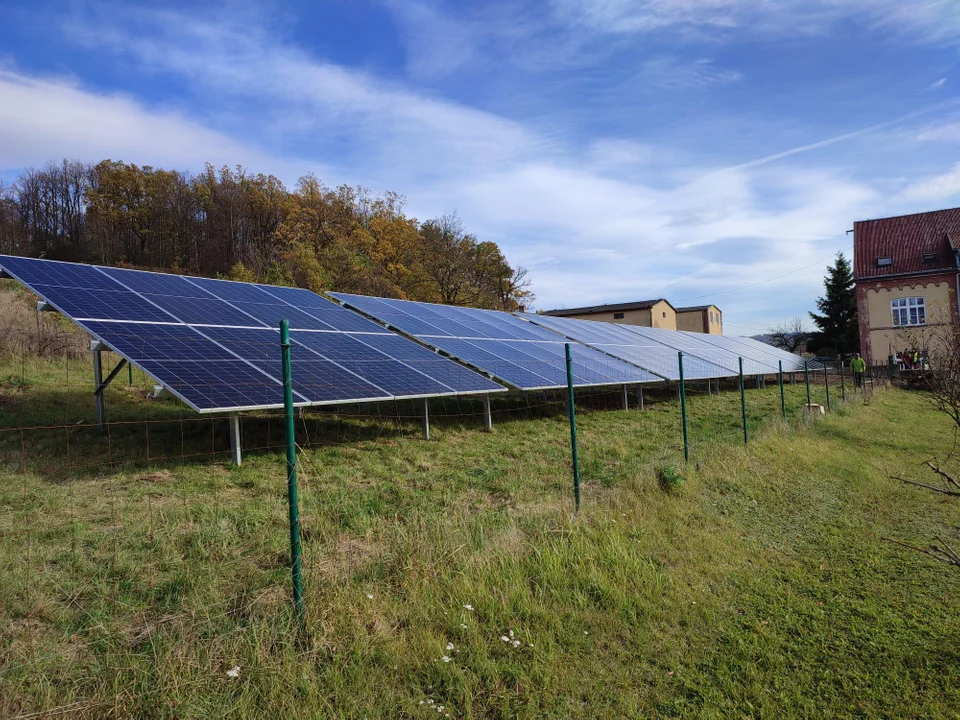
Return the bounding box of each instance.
[199,326,394,403]
[331,292,660,389]
[0,255,121,290]
[523,314,735,381]
[32,286,177,323]
[259,285,390,333]
[620,326,776,377]
[710,335,807,372]
[0,255,506,411]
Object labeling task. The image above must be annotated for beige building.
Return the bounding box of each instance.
[854,208,960,364]
[543,299,678,329]
[676,305,723,334]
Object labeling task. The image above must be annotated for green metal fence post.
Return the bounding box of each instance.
[804,360,811,407]
[280,320,305,628]
[888,354,895,381]
[824,361,831,411]
[678,351,689,462]
[564,343,581,512]
[738,357,748,445]
[778,360,786,420]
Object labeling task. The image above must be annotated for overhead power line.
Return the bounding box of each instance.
[674,246,853,303]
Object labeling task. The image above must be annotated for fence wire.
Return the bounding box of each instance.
[0,299,890,717]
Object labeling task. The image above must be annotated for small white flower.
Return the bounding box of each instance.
[528,643,533,647]
[366,593,373,600]
[226,666,240,678]
[508,630,514,638]
[437,706,444,712]
[459,623,467,629]
[441,655,451,663]
[419,700,425,705]
[446,642,454,651]
[511,640,521,647]
[464,604,473,611]
[583,631,589,635]
[500,635,509,642]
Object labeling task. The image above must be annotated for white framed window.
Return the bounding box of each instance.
[891,297,925,327]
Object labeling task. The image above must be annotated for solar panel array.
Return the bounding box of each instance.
[0,256,504,412]
[523,314,805,379]
[329,293,662,389]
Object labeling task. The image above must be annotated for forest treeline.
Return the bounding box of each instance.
[0,159,533,310]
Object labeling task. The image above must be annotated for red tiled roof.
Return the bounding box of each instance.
[854,207,960,280]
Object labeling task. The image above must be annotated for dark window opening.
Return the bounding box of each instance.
[877,256,893,267]
[922,251,937,263]
[613,312,624,319]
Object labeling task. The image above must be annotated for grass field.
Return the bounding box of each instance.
[1,369,959,718]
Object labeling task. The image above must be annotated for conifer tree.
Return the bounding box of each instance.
[809,251,859,355]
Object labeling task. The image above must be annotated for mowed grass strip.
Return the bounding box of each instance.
[1,382,958,718]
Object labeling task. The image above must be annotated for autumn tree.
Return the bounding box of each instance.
[2,158,534,310]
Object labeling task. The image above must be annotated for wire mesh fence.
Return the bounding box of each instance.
[0,301,887,717]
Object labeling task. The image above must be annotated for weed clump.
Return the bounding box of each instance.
[657,464,686,493]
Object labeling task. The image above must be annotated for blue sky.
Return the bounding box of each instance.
[2,0,960,335]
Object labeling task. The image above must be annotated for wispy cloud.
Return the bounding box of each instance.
[0,68,310,175]
[549,0,960,45]
[638,57,741,89]
[11,0,956,329]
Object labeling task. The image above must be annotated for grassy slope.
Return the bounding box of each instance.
[1,379,959,718]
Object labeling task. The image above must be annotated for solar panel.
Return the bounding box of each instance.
[522,314,736,381]
[0,256,505,412]
[330,293,661,389]
[711,335,808,372]
[619,326,779,377]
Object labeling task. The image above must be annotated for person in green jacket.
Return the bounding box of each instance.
[851,353,866,388]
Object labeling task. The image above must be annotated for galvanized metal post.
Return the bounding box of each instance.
[92,346,104,432]
[622,384,629,410]
[804,361,811,407]
[739,357,748,445]
[421,398,430,440]
[280,320,305,628]
[778,361,786,420]
[678,352,689,462]
[824,362,831,411]
[482,394,492,432]
[839,360,846,402]
[229,413,242,466]
[128,362,133,385]
[564,344,580,512]
[637,386,644,410]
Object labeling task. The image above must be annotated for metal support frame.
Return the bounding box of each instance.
[738,357,748,445]
[90,338,129,433]
[93,347,104,431]
[229,414,242,466]
[483,394,492,432]
[622,384,629,410]
[421,398,430,440]
[678,352,689,462]
[637,386,644,410]
[564,344,581,512]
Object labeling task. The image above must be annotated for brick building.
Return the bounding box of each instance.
[853,208,960,364]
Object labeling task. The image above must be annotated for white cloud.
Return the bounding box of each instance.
[899,163,960,203]
[930,77,947,90]
[0,68,315,177]
[549,0,960,44]
[11,2,942,327]
[638,57,742,89]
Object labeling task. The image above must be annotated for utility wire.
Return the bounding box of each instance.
[673,246,853,303]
